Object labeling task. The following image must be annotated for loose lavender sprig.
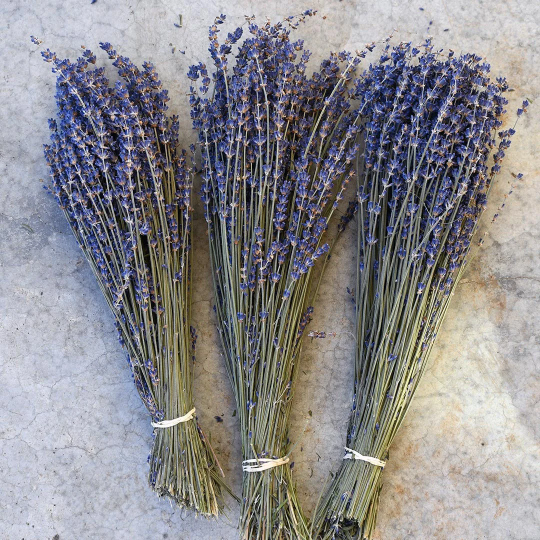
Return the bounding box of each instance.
[189,13,364,539]
[313,41,521,539]
[41,44,227,516]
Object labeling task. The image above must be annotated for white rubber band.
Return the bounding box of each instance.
[151,407,196,428]
[242,456,290,472]
[343,447,386,467]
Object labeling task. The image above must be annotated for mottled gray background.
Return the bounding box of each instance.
[0,0,538,539]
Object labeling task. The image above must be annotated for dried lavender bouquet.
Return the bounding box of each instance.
[313,41,522,539]
[41,44,226,515]
[189,13,363,539]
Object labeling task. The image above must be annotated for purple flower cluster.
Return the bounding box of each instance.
[349,40,515,401]
[43,45,191,416]
[314,40,522,539]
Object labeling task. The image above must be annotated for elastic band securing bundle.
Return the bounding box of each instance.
[343,447,386,467]
[242,456,290,472]
[151,407,196,428]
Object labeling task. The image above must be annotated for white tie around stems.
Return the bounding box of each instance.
[242,456,290,473]
[343,447,386,467]
[151,407,196,428]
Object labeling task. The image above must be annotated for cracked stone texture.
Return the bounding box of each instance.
[1,0,539,538]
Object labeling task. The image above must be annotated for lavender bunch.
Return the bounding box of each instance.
[189,13,363,539]
[41,44,227,516]
[313,41,521,539]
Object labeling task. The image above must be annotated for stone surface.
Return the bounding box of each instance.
[1,0,539,539]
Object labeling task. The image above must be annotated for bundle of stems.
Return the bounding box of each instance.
[41,44,227,515]
[313,41,522,539]
[189,13,364,539]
